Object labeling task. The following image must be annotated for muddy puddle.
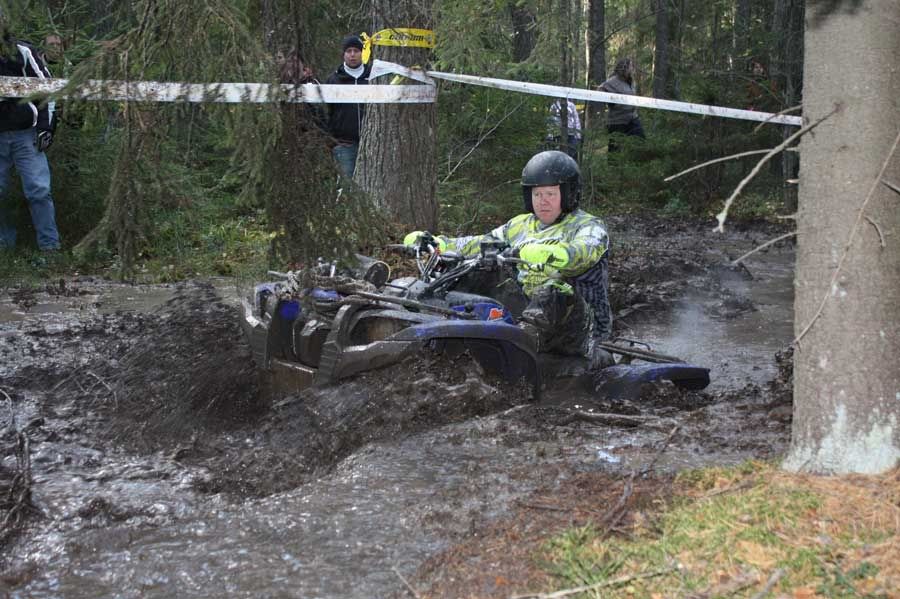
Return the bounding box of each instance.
[0,221,795,598]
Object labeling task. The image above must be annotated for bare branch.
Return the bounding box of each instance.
[731,231,797,266]
[750,569,786,599]
[882,179,900,196]
[864,216,886,248]
[664,149,772,183]
[441,98,526,184]
[511,567,676,599]
[393,566,421,598]
[795,126,900,345]
[753,104,802,133]
[716,108,837,233]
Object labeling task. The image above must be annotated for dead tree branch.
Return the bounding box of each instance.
[794,126,900,345]
[753,104,802,133]
[441,98,526,184]
[716,108,837,232]
[730,231,797,266]
[664,149,772,183]
[511,566,676,599]
[393,566,422,598]
[882,179,900,196]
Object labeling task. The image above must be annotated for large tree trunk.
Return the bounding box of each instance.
[652,0,669,98]
[784,2,900,474]
[354,0,438,231]
[586,0,606,124]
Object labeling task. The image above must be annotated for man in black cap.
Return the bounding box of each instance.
[325,35,371,179]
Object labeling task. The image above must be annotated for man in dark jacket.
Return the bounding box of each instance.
[0,20,59,251]
[598,57,645,153]
[325,35,370,178]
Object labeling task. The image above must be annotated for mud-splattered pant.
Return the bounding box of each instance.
[522,255,612,355]
[571,255,612,341]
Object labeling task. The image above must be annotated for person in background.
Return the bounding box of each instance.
[546,98,581,160]
[599,57,645,153]
[325,35,370,179]
[0,16,60,252]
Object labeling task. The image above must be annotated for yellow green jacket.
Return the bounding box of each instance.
[439,210,609,295]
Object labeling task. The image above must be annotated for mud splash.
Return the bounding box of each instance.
[0,218,795,598]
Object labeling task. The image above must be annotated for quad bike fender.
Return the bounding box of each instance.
[593,363,711,399]
[318,309,540,394]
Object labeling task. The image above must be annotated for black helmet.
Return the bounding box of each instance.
[521,150,582,215]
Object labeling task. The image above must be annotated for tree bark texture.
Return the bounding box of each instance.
[785,1,900,474]
[733,0,751,69]
[652,0,669,98]
[354,0,438,231]
[509,2,537,62]
[587,0,606,123]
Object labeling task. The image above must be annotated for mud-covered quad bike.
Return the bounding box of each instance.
[240,239,710,398]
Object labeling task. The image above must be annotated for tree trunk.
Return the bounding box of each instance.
[652,0,669,98]
[784,2,900,474]
[354,0,438,231]
[733,0,751,69]
[587,0,606,124]
[509,2,537,62]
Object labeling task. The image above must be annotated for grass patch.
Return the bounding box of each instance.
[535,461,900,598]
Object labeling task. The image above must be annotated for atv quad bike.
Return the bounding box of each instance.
[239,239,710,398]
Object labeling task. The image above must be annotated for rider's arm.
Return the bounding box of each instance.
[438,217,518,257]
[559,220,609,277]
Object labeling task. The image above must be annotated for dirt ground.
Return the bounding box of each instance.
[0,216,796,596]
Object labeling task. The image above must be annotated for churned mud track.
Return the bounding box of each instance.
[0,217,795,596]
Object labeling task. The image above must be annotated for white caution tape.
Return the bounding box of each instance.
[0,76,435,104]
[368,59,800,127]
[2,61,800,126]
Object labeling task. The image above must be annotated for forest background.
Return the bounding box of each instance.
[0,0,803,281]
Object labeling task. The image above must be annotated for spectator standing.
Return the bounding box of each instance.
[546,98,581,160]
[325,35,371,178]
[0,22,59,252]
[599,57,645,153]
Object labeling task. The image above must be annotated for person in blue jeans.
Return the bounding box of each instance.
[0,24,59,251]
[325,35,370,179]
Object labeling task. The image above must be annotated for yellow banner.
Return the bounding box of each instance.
[362,28,435,63]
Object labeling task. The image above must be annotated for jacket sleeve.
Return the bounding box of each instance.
[438,219,514,257]
[559,219,609,278]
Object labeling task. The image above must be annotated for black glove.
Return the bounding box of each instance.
[35,130,53,152]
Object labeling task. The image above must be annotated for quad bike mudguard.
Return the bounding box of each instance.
[593,362,711,400]
[317,304,540,392]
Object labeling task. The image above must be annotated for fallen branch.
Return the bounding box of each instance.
[750,568,785,599]
[795,125,900,345]
[0,433,34,540]
[730,231,797,266]
[716,108,837,232]
[567,410,659,428]
[393,566,422,599]
[511,566,676,599]
[1,387,13,429]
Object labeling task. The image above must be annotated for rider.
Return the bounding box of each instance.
[404,150,613,367]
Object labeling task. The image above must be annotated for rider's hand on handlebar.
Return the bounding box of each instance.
[519,242,571,268]
[403,231,447,252]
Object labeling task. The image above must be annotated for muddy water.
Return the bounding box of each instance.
[637,243,794,390]
[2,233,795,598]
